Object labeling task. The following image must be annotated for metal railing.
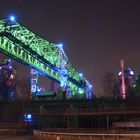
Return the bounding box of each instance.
[24,106,140,116]
[33,130,140,140]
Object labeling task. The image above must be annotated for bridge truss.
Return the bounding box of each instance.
[0,18,92,98]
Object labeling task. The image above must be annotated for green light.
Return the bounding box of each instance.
[0,19,89,95]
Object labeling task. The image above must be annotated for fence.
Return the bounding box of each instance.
[33,130,140,140]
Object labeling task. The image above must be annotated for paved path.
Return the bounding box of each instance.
[0,135,34,140]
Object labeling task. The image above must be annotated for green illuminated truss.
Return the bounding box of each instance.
[0,19,88,92]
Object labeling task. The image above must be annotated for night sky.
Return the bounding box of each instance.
[0,0,140,95]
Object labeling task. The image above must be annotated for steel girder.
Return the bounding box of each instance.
[0,20,88,92]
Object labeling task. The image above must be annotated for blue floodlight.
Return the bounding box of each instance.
[27,114,32,120]
[24,114,32,122]
[9,15,16,22]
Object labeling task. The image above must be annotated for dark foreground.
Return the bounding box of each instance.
[0,135,34,140]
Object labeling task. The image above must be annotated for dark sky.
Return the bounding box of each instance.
[0,0,140,94]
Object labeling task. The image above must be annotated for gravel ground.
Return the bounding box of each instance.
[0,135,34,140]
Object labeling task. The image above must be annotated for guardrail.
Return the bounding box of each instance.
[33,130,140,140]
[24,107,140,116]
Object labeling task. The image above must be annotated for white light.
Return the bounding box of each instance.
[37,89,41,92]
[133,84,136,87]
[89,85,92,88]
[60,83,63,87]
[9,66,12,69]
[130,70,134,75]
[79,73,83,77]
[9,74,14,79]
[118,72,122,76]
[57,43,63,48]
[8,59,11,62]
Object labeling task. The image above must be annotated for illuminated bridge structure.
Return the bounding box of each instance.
[0,18,92,98]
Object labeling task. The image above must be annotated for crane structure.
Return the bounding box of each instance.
[0,17,92,98]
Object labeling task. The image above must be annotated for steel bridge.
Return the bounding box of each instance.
[0,18,92,98]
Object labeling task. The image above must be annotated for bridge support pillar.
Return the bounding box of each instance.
[30,69,38,99]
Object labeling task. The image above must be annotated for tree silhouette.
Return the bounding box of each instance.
[0,60,16,100]
[100,72,117,97]
[16,76,30,100]
[134,73,140,96]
